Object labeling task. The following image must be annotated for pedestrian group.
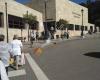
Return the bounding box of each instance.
[0,34,24,80]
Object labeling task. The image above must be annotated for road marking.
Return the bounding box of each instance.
[8,69,26,77]
[25,53,49,80]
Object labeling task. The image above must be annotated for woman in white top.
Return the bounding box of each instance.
[0,34,11,74]
[0,60,9,80]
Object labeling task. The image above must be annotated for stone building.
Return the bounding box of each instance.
[26,0,94,37]
[80,0,100,32]
[0,0,44,42]
[0,0,95,42]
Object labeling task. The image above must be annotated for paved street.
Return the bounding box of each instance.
[9,33,100,80]
[32,38,100,80]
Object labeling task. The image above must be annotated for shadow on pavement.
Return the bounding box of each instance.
[84,52,100,59]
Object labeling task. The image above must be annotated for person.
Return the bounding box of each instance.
[30,31,34,47]
[50,26,55,39]
[64,32,67,39]
[41,31,45,40]
[48,31,51,39]
[10,35,23,70]
[61,33,64,40]
[36,31,39,41]
[0,59,9,80]
[66,32,69,39]
[0,34,11,74]
[81,31,84,38]
[23,37,26,42]
[31,31,35,41]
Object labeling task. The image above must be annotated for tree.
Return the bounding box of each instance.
[23,13,38,41]
[23,13,37,26]
[56,19,68,30]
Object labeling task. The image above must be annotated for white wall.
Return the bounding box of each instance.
[56,0,88,26]
[0,0,44,42]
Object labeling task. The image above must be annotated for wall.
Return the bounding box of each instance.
[31,0,56,22]
[0,0,44,42]
[55,0,88,26]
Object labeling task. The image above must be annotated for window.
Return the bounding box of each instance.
[75,25,80,30]
[85,26,88,31]
[0,13,4,27]
[8,15,25,29]
[68,24,74,30]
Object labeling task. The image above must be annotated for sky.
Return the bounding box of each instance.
[16,0,31,3]
[16,0,87,4]
[72,0,86,3]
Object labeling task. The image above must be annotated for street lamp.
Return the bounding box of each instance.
[44,0,48,39]
[26,10,30,41]
[5,2,9,43]
[21,25,23,41]
[81,9,84,37]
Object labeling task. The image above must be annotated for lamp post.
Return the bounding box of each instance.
[5,2,9,43]
[81,9,84,37]
[21,23,23,42]
[44,0,48,40]
[26,10,30,41]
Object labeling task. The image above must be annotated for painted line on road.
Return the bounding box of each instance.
[25,53,49,80]
[8,69,26,78]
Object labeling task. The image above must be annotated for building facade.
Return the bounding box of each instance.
[80,0,100,32]
[0,0,95,42]
[0,0,44,42]
[27,0,94,37]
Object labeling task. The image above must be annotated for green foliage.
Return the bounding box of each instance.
[23,13,37,25]
[56,19,68,30]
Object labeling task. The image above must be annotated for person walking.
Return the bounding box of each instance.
[0,59,9,80]
[0,34,11,75]
[10,35,23,70]
[36,31,39,41]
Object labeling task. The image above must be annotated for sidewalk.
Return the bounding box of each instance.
[84,32,100,38]
[23,32,100,48]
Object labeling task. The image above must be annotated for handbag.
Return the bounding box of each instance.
[9,58,14,65]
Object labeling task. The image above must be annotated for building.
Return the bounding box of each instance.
[88,0,100,28]
[80,0,100,32]
[26,0,94,37]
[0,0,95,42]
[0,0,44,42]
